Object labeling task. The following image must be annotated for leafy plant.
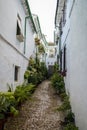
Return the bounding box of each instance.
[57,96,71,111]
[38,44,45,53]
[14,84,35,105]
[7,83,13,92]
[24,70,30,79]
[24,57,48,85]
[0,113,5,119]
[51,73,65,94]
[53,63,59,73]
[10,106,19,116]
[64,111,75,124]
[63,123,78,130]
[0,92,18,118]
[60,92,68,101]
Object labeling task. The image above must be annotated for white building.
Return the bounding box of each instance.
[33,14,48,63]
[46,42,57,75]
[0,0,36,91]
[55,0,87,130]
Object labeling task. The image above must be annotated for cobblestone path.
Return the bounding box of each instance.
[4,80,64,130]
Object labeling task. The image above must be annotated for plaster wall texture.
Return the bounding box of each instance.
[0,0,35,91]
[61,0,87,129]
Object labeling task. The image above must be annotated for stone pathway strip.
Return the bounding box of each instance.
[4,80,64,130]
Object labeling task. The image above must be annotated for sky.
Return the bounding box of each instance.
[28,0,57,42]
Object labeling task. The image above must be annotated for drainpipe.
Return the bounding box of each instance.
[24,0,37,54]
[24,16,30,54]
[25,0,36,32]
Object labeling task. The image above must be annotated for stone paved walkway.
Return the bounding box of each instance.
[4,80,64,130]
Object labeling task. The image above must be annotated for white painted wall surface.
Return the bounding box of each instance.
[46,56,57,68]
[69,1,87,129]
[62,0,87,129]
[0,0,35,91]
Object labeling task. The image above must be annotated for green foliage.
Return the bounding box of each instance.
[24,70,30,79]
[0,113,5,119]
[28,71,38,85]
[38,44,45,53]
[0,83,36,119]
[14,84,35,105]
[63,123,78,130]
[40,62,48,78]
[50,65,78,130]
[64,111,75,124]
[53,63,59,73]
[60,92,68,101]
[7,83,13,92]
[0,92,18,118]
[10,106,19,116]
[51,73,65,94]
[24,57,48,85]
[57,95,71,111]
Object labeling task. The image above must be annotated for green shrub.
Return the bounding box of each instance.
[28,72,38,85]
[24,57,48,85]
[14,84,35,105]
[53,63,59,73]
[10,106,19,116]
[60,92,68,101]
[51,73,65,94]
[39,62,48,79]
[0,92,18,118]
[57,96,71,111]
[63,123,78,130]
[64,111,75,124]
[24,70,30,79]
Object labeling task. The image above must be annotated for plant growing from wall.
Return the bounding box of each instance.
[38,44,45,54]
[34,37,40,45]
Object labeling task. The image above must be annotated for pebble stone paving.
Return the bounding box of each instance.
[4,80,64,130]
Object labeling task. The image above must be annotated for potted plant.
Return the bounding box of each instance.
[0,113,6,130]
[34,37,40,45]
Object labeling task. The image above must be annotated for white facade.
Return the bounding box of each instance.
[55,0,87,130]
[46,44,57,70]
[0,0,35,91]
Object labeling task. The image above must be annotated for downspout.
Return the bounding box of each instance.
[55,0,59,27]
[24,0,37,54]
[24,16,30,54]
[25,0,36,32]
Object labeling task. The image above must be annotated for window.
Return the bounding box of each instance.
[16,14,24,42]
[14,66,19,81]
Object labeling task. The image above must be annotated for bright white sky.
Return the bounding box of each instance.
[28,0,57,42]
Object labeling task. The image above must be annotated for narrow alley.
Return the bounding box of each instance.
[4,80,64,130]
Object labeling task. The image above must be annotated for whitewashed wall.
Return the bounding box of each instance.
[0,0,35,91]
[61,0,87,129]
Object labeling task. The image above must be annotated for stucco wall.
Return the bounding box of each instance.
[69,0,87,129]
[0,0,35,91]
[62,0,87,129]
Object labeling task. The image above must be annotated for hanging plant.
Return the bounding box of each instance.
[34,37,40,45]
[38,44,45,53]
